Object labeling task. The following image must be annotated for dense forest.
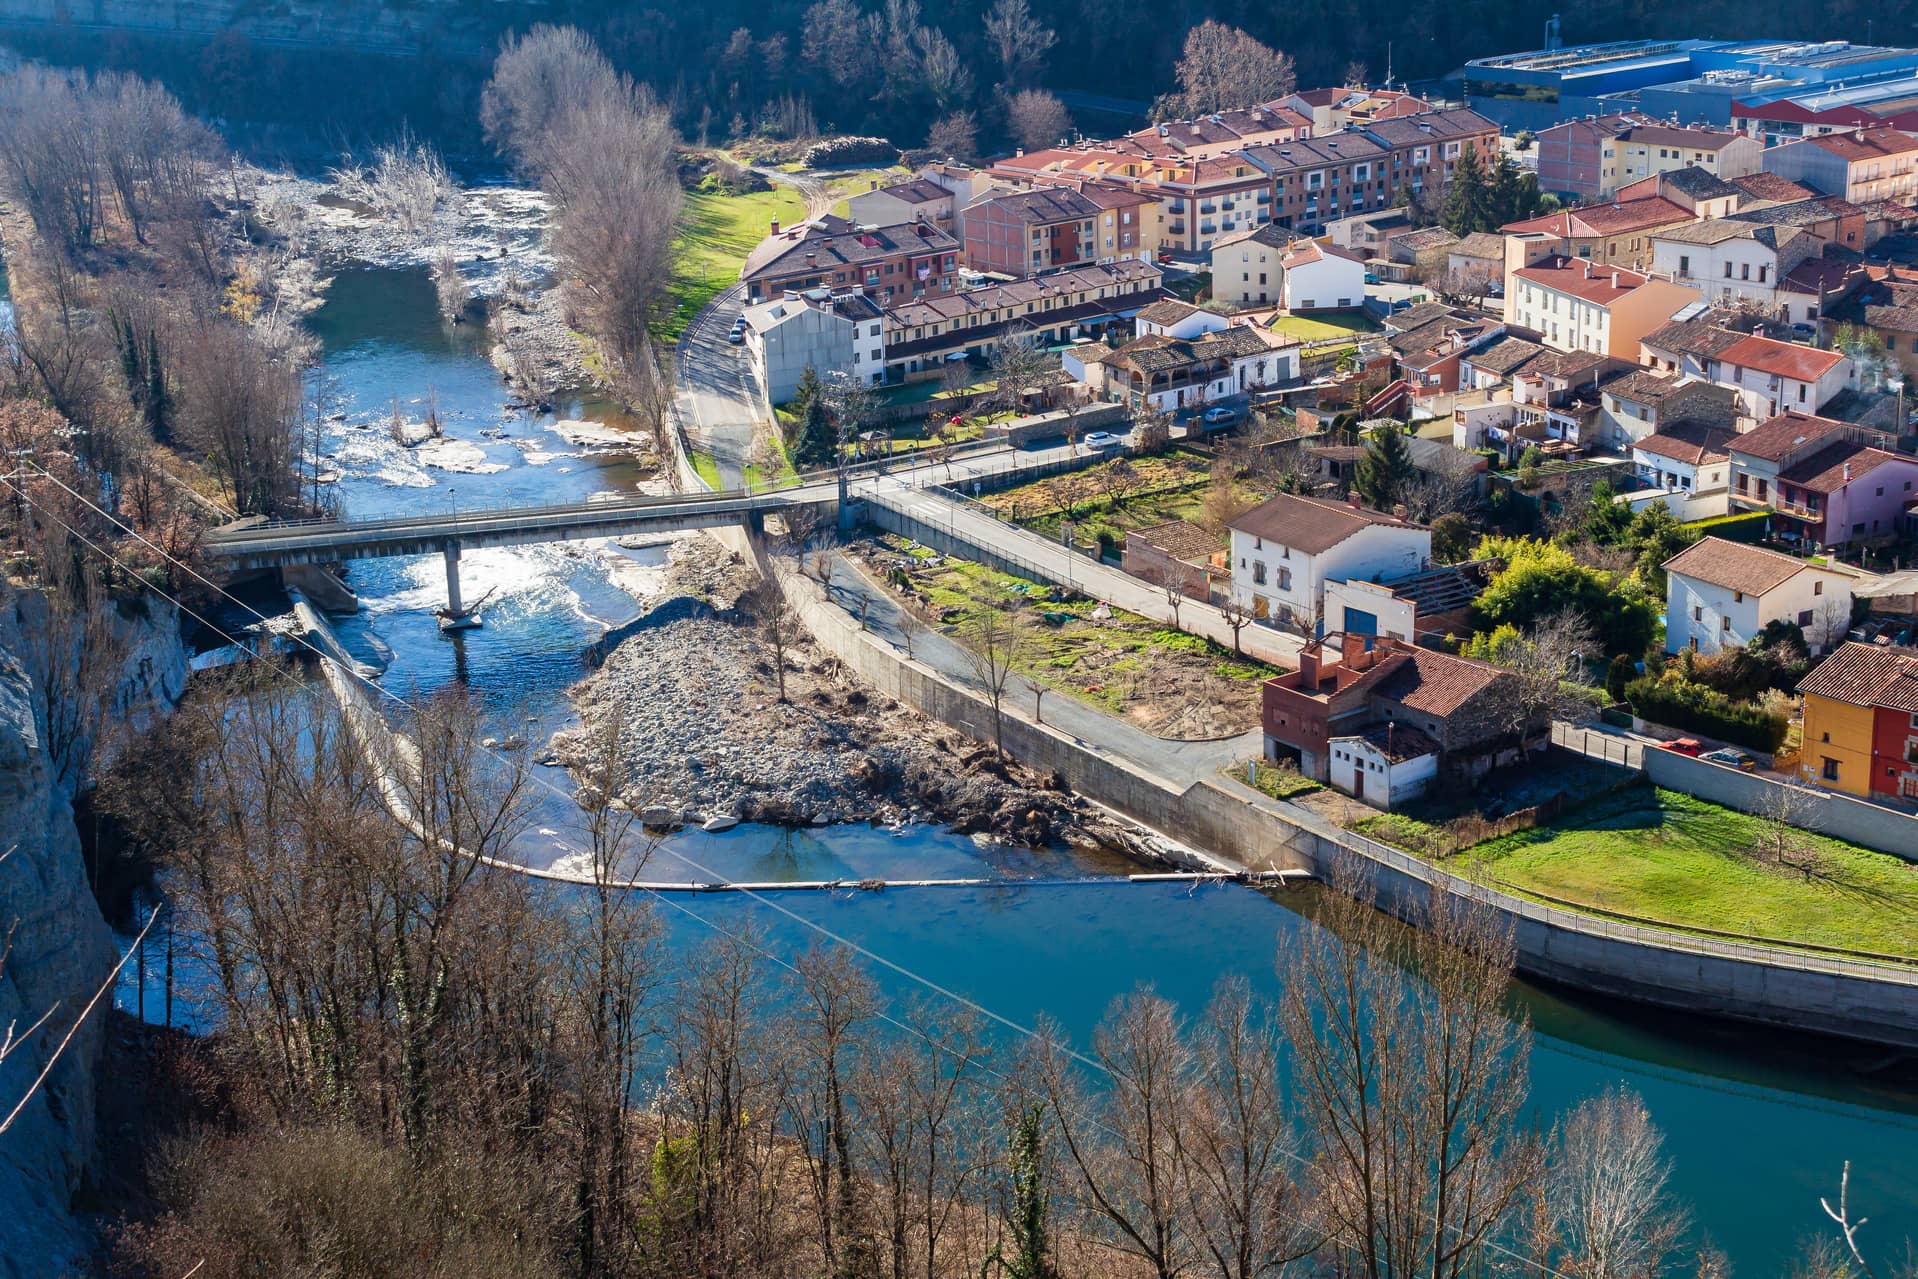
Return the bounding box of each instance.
[2,0,1913,160]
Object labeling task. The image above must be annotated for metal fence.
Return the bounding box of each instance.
[1550,723,1644,770]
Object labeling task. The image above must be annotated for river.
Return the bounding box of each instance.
[132,254,1918,1269]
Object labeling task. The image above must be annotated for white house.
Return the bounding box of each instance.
[743,291,885,403]
[1662,535,1862,656]
[1649,220,1819,314]
[1079,324,1298,413]
[1208,223,1291,308]
[1133,298,1225,340]
[1327,724,1439,810]
[1227,493,1431,631]
[1705,332,1853,418]
[1278,239,1368,313]
[1631,419,1736,496]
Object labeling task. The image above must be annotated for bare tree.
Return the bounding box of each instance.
[926,110,980,163]
[1476,608,1596,743]
[480,24,622,176]
[783,945,882,1276]
[1758,781,1825,880]
[1540,1087,1689,1279]
[748,577,805,703]
[958,595,1028,756]
[1219,595,1255,656]
[1007,89,1072,152]
[1280,858,1542,1279]
[1159,22,1297,118]
[990,329,1051,420]
[1038,992,1194,1279]
[431,249,471,323]
[172,317,304,517]
[981,0,1057,88]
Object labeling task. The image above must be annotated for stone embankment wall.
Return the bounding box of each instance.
[776,544,1918,1049]
[0,591,187,1278]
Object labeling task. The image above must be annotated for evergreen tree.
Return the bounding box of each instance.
[788,366,835,467]
[147,329,171,443]
[1352,422,1416,509]
[1440,142,1488,236]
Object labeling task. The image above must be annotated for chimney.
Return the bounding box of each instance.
[806,251,818,267]
[1340,630,1369,667]
[1347,490,1362,509]
[1843,460,1852,482]
[770,219,781,236]
[1392,502,1408,519]
[1297,644,1322,690]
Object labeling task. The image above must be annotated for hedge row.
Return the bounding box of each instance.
[1624,675,1789,752]
[1681,509,1772,544]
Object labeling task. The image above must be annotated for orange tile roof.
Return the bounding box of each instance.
[1502,196,1693,239]
[1513,255,1651,304]
[1799,641,1918,710]
[1715,334,1847,382]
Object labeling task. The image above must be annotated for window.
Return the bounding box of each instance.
[1721,616,1730,632]
[1822,756,1841,781]
[1724,262,1734,278]
[1693,605,1702,621]
[1278,567,1293,591]
[1253,561,1267,585]
[1734,590,1744,603]
[1798,609,1814,626]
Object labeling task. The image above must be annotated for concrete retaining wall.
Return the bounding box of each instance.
[774,547,1918,1048]
[1643,747,1918,862]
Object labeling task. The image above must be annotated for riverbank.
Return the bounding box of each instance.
[560,534,1137,849]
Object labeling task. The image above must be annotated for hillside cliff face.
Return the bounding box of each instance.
[0,592,185,1278]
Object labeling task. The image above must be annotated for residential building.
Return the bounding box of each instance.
[1499,196,1696,280]
[1227,493,1430,631]
[1705,332,1853,416]
[1262,633,1540,800]
[1649,219,1820,313]
[1639,310,1752,377]
[1796,642,1918,798]
[1724,410,1880,510]
[1077,323,1299,413]
[1631,417,1737,495]
[740,215,960,305]
[1134,298,1220,339]
[963,187,1106,277]
[1598,369,1738,449]
[1824,266,1918,381]
[1776,257,1872,328]
[1662,535,1859,654]
[1208,224,1291,308]
[1598,122,1762,198]
[1726,194,1868,252]
[1242,108,1501,236]
[1613,167,1743,218]
[1445,232,1507,292]
[879,259,1168,382]
[1725,412,1914,547]
[1507,256,1702,358]
[1321,563,1491,647]
[1727,171,1817,204]
[1117,104,1315,160]
[846,177,959,234]
[1278,239,1367,312]
[1458,335,1549,388]
[1760,127,1918,204]
[1277,86,1429,133]
[742,290,886,402]
[1535,114,1641,200]
[1383,304,1507,395]
[1078,185,1159,263]
[988,146,1272,254]
[1121,520,1221,601]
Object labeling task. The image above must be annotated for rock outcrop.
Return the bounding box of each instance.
[0,592,186,1277]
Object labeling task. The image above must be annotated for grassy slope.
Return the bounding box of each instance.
[664,183,807,341]
[1466,787,1918,958]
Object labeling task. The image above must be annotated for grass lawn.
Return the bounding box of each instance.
[664,183,806,341]
[1461,787,1918,959]
[872,540,1274,736]
[1238,759,1324,800]
[744,430,799,488]
[689,449,724,491]
[1269,311,1381,342]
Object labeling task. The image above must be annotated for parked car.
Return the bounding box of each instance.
[1789,322,1817,342]
[1081,430,1124,450]
[726,328,746,345]
[1700,748,1756,771]
[1662,737,1703,756]
[1201,406,1240,425]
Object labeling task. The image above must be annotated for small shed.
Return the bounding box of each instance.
[1328,723,1439,809]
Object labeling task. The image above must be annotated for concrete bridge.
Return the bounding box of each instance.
[205,483,837,626]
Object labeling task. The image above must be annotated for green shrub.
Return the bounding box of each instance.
[1624,675,1789,752]
[1682,510,1772,544]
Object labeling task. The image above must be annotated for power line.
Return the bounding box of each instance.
[4,467,1582,1279]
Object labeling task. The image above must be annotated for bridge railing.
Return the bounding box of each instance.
[206,484,812,539]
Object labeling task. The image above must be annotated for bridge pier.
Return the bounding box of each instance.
[437,541,482,632]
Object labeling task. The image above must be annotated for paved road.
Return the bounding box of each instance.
[674,284,765,487]
[861,480,1305,668]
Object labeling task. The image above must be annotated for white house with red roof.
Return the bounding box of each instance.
[1703,333,1853,417]
[1277,239,1367,312]
[1506,256,1702,358]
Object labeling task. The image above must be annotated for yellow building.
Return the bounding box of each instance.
[1795,642,1918,798]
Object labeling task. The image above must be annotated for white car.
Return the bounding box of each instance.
[1081,430,1124,450]
[1201,406,1239,425]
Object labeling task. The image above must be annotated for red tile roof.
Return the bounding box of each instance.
[1715,334,1847,382]
[1799,642,1918,710]
[1228,493,1426,554]
[1725,410,1859,462]
[1501,196,1692,239]
[1727,172,1815,203]
[1513,255,1651,305]
[1662,536,1815,595]
[1780,443,1908,494]
[1798,126,1918,164]
[1372,648,1507,718]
